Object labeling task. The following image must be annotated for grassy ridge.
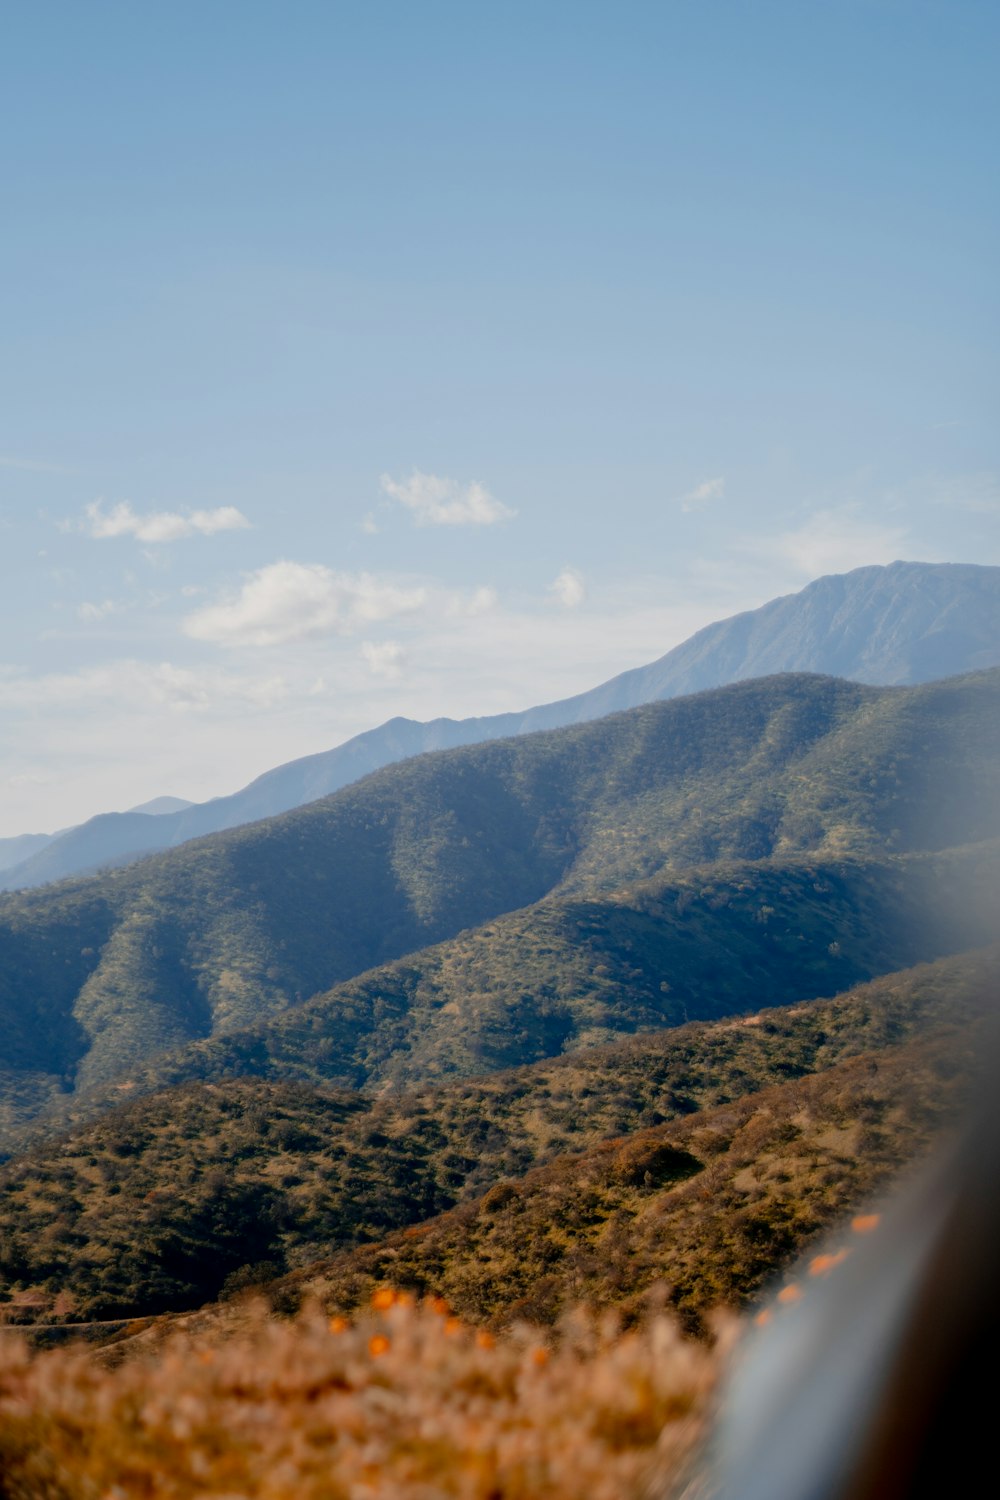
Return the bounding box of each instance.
[1,949,992,1322]
[1,671,998,1131]
[288,1026,977,1333]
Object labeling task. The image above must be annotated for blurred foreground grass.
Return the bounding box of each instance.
[0,1294,725,1499]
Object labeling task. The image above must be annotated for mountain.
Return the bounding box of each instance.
[3,560,998,892]
[0,796,194,878]
[297,1025,976,1335]
[127,796,194,817]
[0,831,58,875]
[1,947,991,1321]
[1,669,998,1143]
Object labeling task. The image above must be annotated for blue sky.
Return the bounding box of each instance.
[1,0,997,834]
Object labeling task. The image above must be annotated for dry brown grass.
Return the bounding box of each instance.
[0,1294,726,1499]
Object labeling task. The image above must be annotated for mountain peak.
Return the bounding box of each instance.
[2,560,997,892]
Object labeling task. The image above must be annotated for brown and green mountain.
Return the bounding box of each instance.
[0,947,992,1322]
[1,669,998,1142]
[295,1024,977,1335]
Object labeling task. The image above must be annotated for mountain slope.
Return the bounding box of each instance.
[41,840,995,1139]
[295,1026,976,1333]
[0,669,997,1140]
[0,832,59,876]
[0,797,193,878]
[1,948,990,1321]
[5,560,998,891]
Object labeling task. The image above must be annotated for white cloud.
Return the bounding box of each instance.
[361,640,404,680]
[77,598,124,622]
[380,471,515,527]
[679,476,725,512]
[767,505,909,579]
[360,513,380,535]
[80,500,250,543]
[930,472,1000,514]
[549,568,585,608]
[444,585,499,617]
[184,561,428,648]
[0,659,287,713]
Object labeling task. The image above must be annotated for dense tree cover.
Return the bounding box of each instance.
[0,948,992,1321]
[1,670,999,1135]
[13,839,996,1155]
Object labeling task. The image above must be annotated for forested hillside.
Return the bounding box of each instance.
[1,670,998,1139]
[20,839,992,1153]
[0,947,992,1322]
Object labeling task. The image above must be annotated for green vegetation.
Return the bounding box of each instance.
[290,1027,976,1333]
[2,670,998,1137]
[0,949,991,1322]
[12,838,996,1156]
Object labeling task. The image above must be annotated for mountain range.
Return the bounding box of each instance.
[1,666,997,1151]
[1,564,997,1341]
[3,559,998,892]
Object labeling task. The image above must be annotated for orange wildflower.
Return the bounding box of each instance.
[368,1335,391,1357]
[328,1316,348,1334]
[754,1309,773,1328]
[475,1330,495,1350]
[777,1283,802,1305]
[371,1288,396,1310]
[445,1317,463,1337]
[531,1347,549,1366]
[809,1249,850,1277]
[851,1213,880,1235]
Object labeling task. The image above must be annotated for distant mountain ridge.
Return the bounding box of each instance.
[3,559,998,891]
[0,796,194,876]
[1,668,998,1144]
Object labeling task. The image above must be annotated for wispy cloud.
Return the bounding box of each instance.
[444,586,498,617]
[184,561,427,648]
[379,471,515,527]
[679,476,725,512]
[0,659,287,712]
[549,568,585,608]
[930,472,1000,514]
[77,500,250,543]
[77,598,125,622]
[360,640,404,680]
[766,505,909,578]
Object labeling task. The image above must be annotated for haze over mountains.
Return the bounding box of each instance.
[0,797,194,877]
[3,560,998,893]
